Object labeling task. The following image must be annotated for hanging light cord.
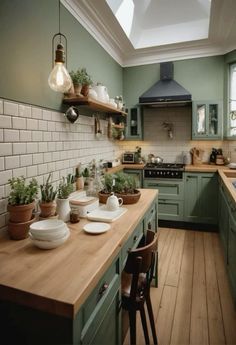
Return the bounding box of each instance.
[58,0,61,42]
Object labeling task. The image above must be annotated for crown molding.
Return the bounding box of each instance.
[62,0,236,68]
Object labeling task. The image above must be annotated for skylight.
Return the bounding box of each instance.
[106,0,211,49]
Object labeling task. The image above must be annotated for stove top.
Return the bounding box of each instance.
[144,162,185,179]
[145,163,185,170]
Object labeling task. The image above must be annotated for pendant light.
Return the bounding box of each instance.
[48,0,72,93]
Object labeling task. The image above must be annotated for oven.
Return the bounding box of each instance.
[143,163,185,221]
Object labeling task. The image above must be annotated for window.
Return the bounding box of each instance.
[229,63,236,136]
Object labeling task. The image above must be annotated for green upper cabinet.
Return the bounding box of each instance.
[124,107,143,140]
[192,100,223,140]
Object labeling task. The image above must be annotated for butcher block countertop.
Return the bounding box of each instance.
[0,189,157,319]
[185,163,232,173]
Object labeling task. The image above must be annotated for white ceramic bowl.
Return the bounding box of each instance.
[29,225,69,241]
[30,230,70,250]
[30,219,65,232]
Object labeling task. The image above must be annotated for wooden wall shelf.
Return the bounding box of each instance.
[63,96,127,115]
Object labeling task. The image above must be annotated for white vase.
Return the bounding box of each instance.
[56,198,70,222]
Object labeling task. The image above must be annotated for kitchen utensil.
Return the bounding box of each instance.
[106,192,123,211]
[64,106,79,123]
[93,83,109,103]
[83,222,111,234]
[150,156,163,164]
[190,147,204,165]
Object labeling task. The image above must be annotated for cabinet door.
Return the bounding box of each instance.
[218,184,229,261]
[199,173,218,223]
[192,101,222,140]
[123,169,143,188]
[125,107,143,140]
[228,209,236,305]
[184,173,200,222]
[143,179,184,200]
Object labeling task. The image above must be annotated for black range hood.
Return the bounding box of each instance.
[139,62,192,107]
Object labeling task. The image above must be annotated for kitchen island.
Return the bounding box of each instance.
[0,189,158,345]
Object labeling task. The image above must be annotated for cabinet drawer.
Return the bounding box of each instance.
[82,256,120,327]
[144,201,156,232]
[143,179,184,200]
[121,222,144,268]
[159,199,184,221]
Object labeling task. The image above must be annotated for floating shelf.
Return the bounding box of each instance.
[63,96,127,115]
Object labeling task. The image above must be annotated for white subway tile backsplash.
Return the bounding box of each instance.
[43,131,52,141]
[20,154,33,167]
[0,129,3,142]
[0,115,12,128]
[47,121,56,132]
[0,158,4,170]
[4,101,18,116]
[12,167,26,178]
[42,109,51,121]
[5,156,20,169]
[0,170,12,185]
[0,186,5,198]
[27,118,38,130]
[26,142,38,154]
[27,165,38,178]
[32,131,43,142]
[20,130,32,142]
[38,142,47,152]
[43,152,52,162]
[19,105,31,118]
[38,163,48,175]
[0,214,6,228]
[12,117,26,129]
[0,143,12,156]
[32,107,42,119]
[0,100,3,114]
[33,153,43,165]
[12,143,26,155]
[0,198,8,213]
[38,120,48,131]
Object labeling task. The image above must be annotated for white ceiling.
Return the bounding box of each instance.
[62,0,236,67]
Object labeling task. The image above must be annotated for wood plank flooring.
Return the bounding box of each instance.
[123,228,236,345]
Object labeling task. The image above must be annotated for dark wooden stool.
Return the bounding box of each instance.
[121,230,158,345]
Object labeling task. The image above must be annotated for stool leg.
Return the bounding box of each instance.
[146,295,158,345]
[129,309,136,345]
[140,306,150,345]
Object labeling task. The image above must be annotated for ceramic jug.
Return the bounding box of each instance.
[94,83,109,103]
[106,192,123,211]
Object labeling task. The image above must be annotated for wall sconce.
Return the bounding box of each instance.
[48,0,72,93]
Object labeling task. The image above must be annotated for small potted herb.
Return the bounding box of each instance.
[69,68,93,96]
[7,176,38,240]
[56,176,74,222]
[39,173,58,219]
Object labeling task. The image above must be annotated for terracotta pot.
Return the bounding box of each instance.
[98,190,141,205]
[8,215,36,240]
[74,84,82,96]
[81,84,89,97]
[7,201,35,223]
[39,201,56,218]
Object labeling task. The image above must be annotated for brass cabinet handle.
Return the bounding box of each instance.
[98,282,109,298]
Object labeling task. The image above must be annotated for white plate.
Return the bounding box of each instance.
[30,230,70,249]
[87,206,127,222]
[29,225,69,241]
[228,163,236,169]
[83,222,111,234]
[30,219,65,232]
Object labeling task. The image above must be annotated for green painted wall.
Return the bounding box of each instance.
[123,56,224,108]
[0,0,123,111]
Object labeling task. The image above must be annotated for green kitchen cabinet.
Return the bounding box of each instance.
[125,107,143,140]
[192,100,223,140]
[228,203,236,305]
[143,179,184,221]
[184,172,218,224]
[123,168,143,188]
[218,181,230,261]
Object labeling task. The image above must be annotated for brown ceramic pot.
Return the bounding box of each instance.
[7,201,35,223]
[81,84,89,97]
[98,190,141,205]
[8,215,36,240]
[39,201,56,218]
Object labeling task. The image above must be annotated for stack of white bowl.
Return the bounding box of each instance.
[29,219,70,249]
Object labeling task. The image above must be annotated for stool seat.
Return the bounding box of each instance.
[121,230,158,345]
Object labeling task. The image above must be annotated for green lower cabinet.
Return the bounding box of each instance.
[143,179,184,221]
[228,208,236,305]
[184,172,218,224]
[218,183,230,260]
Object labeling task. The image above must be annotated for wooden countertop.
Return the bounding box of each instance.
[185,164,232,173]
[0,189,157,319]
[218,169,236,203]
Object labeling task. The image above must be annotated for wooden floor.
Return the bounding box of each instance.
[124,228,236,345]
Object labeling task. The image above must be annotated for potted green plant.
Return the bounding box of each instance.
[80,68,93,97]
[98,172,141,204]
[39,173,58,219]
[7,176,38,240]
[69,68,93,96]
[56,176,74,222]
